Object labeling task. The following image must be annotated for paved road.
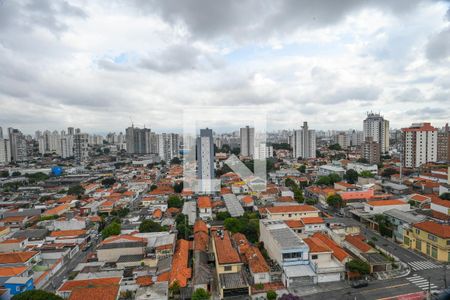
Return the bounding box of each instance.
[43,240,97,291]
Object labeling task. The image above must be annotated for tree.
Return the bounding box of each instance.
[316,174,341,186]
[216,211,231,220]
[24,172,49,183]
[174,181,183,193]
[267,290,277,300]
[150,184,157,191]
[329,143,342,151]
[326,194,344,210]
[101,177,116,187]
[224,216,259,243]
[11,171,21,177]
[344,169,358,184]
[0,170,9,177]
[192,288,210,300]
[270,143,292,150]
[440,193,450,200]
[111,207,129,218]
[170,157,182,165]
[168,195,183,208]
[298,165,306,173]
[67,184,85,196]
[139,219,163,233]
[381,167,398,177]
[285,178,296,188]
[357,158,369,164]
[346,259,370,274]
[224,218,240,233]
[101,221,121,239]
[359,170,375,178]
[12,290,63,300]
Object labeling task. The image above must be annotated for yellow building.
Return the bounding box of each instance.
[211,228,249,299]
[403,221,450,262]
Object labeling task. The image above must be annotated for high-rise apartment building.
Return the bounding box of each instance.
[291,122,316,159]
[8,128,28,162]
[157,133,180,162]
[125,127,154,154]
[362,137,380,164]
[74,133,89,164]
[240,126,255,157]
[197,128,214,192]
[60,135,74,158]
[363,113,390,153]
[402,123,437,168]
[437,124,450,162]
[0,138,11,165]
[0,127,3,140]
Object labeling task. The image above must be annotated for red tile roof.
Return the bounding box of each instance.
[170,239,191,287]
[304,237,332,253]
[312,232,350,262]
[68,285,119,300]
[414,221,450,239]
[197,196,212,208]
[213,230,241,265]
[0,251,38,264]
[284,220,304,229]
[0,266,27,277]
[366,199,406,206]
[266,205,318,214]
[58,277,121,292]
[50,230,87,237]
[344,234,373,253]
[301,217,325,224]
[431,197,450,208]
[194,219,208,234]
[136,275,153,287]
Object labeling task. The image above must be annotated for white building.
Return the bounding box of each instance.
[346,162,378,175]
[196,128,214,193]
[402,123,438,168]
[364,200,410,214]
[240,126,255,157]
[291,122,316,159]
[363,113,389,153]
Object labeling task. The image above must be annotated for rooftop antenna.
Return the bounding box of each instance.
[129,117,134,128]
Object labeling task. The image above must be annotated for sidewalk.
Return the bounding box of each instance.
[289,281,349,297]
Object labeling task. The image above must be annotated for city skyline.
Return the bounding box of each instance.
[1,1,450,133]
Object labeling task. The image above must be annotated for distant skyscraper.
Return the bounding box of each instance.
[68,127,74,135]
[363,113,389,153]
[197,128,214,192]
[125,126,152,154]
[402,123,437,168]
[240,126,255,157]
[362,137,380,164]
[158,133,180,162]
[291,122,316,159]
[0,127,3,140]
[8,128,28,162]
[0,138,11,165]
[74,133,89,164]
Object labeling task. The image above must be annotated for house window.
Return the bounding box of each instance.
[428,234,437,242]
[288,214,292,217]
[415,229,420,235]
[224,265,232,271]
[431,246,438,259]
[312,255,318,260]
[446,240,450,246]
[416,240,422,250]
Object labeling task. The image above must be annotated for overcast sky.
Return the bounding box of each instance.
[1,0,450,134]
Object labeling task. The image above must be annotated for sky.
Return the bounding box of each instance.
[1,0,450,134]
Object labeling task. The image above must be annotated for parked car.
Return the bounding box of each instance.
[351,280,369,288]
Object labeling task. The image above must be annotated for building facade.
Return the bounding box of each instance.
[291,122,316,159]
[240,126,255,157]
[402,123,438,168]
[363,113,389,153]
[362,137,380,164]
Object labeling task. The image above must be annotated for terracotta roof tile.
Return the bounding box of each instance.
[213,230,241,265]
[312,232,350,262]
[266,205,318,214]
[50,230,87,237]
[344,234,373,253]
[197,196,212,208]
[68,285,119,300]
[414,221,450,239]
[0,266,27,277]
[0,251,38,264]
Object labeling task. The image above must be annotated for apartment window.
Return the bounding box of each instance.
[288,214,292,218]
[446,240,450,246]
[312,255,318,260]
[415,229,420,235]
[224,266,232,271]
[428,234,437,242]
[448,252,450,262]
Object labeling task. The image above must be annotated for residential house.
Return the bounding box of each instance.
[97,235,146,262]
[211,229,249,299]
[383,209,426,243]
[198,196,212,221]
[364,200,410,214]
[264,205,319,221]
[56,277,121,299]
[404,221,450,262]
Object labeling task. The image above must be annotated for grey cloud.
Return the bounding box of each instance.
[405,107,448,118]
[321,85,382,104]
[133,0,425,40]
[395,87,425,102]
[139,44,224,73]
[0,0,86,34]
[426,26,450,61]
